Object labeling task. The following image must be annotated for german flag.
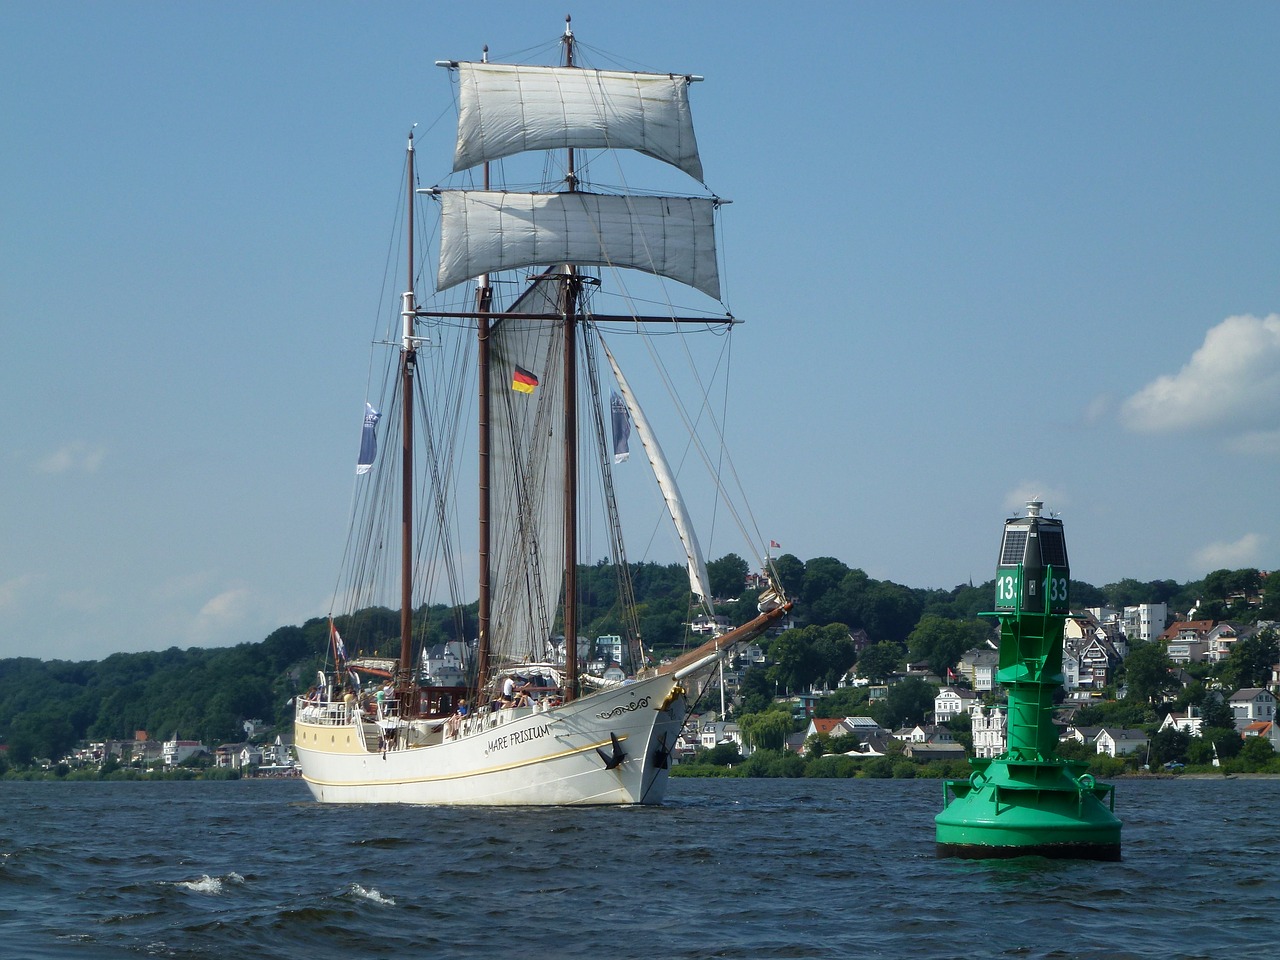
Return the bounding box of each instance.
[511,366,539,394]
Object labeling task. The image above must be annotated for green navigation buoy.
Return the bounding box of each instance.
[935,500,1122,860]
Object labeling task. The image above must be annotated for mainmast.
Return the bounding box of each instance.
[399,131,418,686]
[560,14,580,703]
[476,44,494,695]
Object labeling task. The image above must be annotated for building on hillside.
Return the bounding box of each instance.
[1228,688,1276,732]
[697,720,746,756]
[1095,727,1148,758]
[970,703,1007,759]
[1085,606,1121,626]
[690,614,730,636]
[1063,615,1123,692]
[1166,636,1208,665]
[839,716,885,741]
[421,641,469,686]
[162,736,206,767]
[1159,620,1215,664]
[934,686,979,722]
[1122,603,1168,643]
[1159,708,1203,737]
[261,735,294,767]
[1061,725,1101,748]
[1205,622,1242,664]
[903,741,966,761]
[893,723,955,745]
[803,717,863,754]
[1241,720,1273,740]
[956,647,999,693]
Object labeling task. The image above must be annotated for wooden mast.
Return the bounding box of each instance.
[560,15,580,703]
[476,44,494,699]
[398,131,417,693]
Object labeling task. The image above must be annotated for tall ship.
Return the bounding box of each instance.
[294,18,790,805]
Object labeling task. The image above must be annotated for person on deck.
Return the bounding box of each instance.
[447,699,468,737]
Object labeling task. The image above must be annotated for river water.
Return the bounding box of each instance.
[1,776,1276,959]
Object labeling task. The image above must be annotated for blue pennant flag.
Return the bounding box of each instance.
[356,402,381,475]
[611,391,630,464]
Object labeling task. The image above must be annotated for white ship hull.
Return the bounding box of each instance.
[294,672,687,805]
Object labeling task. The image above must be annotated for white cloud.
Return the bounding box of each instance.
[1003,482,1068,514]
[198,587,253,622]
[36,441,107,474]
[1192,532,1264,571]
[1121,314,1280,435]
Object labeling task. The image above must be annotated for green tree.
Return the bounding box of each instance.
[873,677,936,729]
[1121,642,1177,705]
[856,642,903,683]
[855,580,922,643]
[813,687,870,719]
[828,732,861,754]
[907,615,982,677]
[811,624,857,689]
[1147,727,1189,766]
[801,557,852,606]
[736,666,774,715]
[1239,736,1275,768]
[804,733,829,757]
[765,630,821,694]
[1199,695,1235,731]
[707,553,749,600]
[1224,628,1279,690]
[736,708,796,751]
[771,554,805,601]
[701,742,743,766]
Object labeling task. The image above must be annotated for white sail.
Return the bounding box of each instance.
[437,191,720,300]
[603,342,712,607]
[487,273,567,665]
[452,62,704,181]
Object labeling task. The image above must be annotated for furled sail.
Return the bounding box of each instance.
[452,62,704,181]
[487,273,567,665]
[602,342,712,609]
[437,191,720,299]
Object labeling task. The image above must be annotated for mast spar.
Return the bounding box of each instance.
[399,131,417,694]
[561,13,580,703]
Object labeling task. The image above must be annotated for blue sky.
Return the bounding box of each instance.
[3,2,1278,662]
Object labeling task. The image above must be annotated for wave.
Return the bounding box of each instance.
[173,871,245,895]
[346,883,395,906]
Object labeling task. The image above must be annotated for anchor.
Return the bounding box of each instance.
[596,732,627,770]
[652,732,671,770]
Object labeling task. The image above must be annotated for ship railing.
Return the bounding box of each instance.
[294,698,357,726]
[446,697,558,741]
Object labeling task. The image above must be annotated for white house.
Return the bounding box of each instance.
[1095,728,1148,757]
[970,704,1007,759]
[162,736,206,767]
[1159,708,1203,737]
[420,641,469,686]
[934,687,979,722]
[1206,623,1246,664]
[1228,688,1276,732]
[956,647,999,693]
[1122,603,1168,643]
